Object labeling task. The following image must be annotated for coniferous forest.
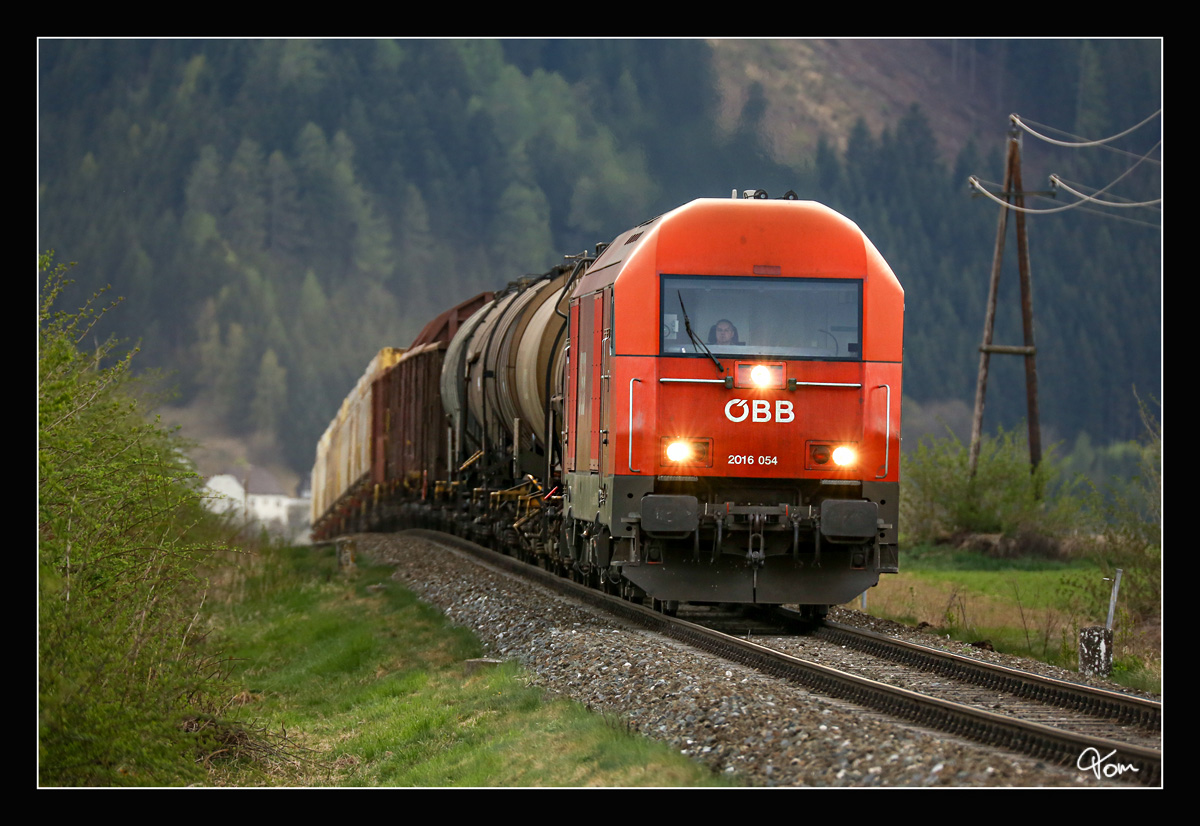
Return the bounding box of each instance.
[38,39,1161,476]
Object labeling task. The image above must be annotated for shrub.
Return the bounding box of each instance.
[900,424,1083,549]
[39,254,234,785]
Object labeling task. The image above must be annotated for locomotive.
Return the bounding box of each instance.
[311,190,903,617]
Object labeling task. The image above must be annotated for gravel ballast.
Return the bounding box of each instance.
[354,532,1144,787]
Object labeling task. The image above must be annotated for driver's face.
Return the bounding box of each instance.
[715,323,735,344]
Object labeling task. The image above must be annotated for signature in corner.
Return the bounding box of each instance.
[1077,747,1140,779]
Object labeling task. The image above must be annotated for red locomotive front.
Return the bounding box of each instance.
[563,194,903,614]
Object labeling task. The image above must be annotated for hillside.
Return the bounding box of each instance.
[710,39,1010,164]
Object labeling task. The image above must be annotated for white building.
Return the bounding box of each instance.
[203,467,310,542]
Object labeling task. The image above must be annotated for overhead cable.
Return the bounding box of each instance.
[1010,110,1162,149]
[1049,176,1162,209]
[969,138,1162,215]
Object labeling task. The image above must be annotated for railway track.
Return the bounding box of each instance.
[403,529,1162,786]
[674,604,1159,746]
[808,622,1160,742]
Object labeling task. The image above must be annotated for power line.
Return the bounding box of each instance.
[970,178,1160,228]
[968,133,1161,216]
[1011,110,1162,151]
[1050,175,1161,209]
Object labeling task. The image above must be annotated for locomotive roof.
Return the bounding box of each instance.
[573,197,899,298]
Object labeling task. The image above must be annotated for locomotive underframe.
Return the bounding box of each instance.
[561,472,898,607]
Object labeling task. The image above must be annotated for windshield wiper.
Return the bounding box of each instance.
[677,291,724,374]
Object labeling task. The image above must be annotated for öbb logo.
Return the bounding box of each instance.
[724,399,795,423]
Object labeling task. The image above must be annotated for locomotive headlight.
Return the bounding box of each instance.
[809,442,858,469]
[734,361,786,389]
[832,446,857,466]
[662,437,712,467]
[666,440,693,462]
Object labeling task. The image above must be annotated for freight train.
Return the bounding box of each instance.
[311,190,903,617]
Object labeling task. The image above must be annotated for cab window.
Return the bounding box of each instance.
[660,274,862,360]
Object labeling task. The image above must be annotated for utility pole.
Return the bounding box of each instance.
[969,123,1044,480]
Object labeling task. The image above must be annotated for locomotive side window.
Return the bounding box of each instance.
[660,275,862,360]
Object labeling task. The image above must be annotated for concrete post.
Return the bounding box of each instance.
[1079,626,1113,677]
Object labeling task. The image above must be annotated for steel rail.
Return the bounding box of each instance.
[815,621,1161,732]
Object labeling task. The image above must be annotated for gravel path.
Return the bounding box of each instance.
[356,532,1144,787]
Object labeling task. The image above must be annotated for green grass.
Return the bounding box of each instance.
[202,544,735,787]
[901,543,1084,573]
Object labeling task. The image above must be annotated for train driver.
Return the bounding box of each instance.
[708,319,743,346]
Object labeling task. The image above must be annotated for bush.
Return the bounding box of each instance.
[39,254,235,785]
[900,425,1083,549]
[1063,395,1161,632]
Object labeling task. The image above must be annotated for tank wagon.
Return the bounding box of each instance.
[312,190,904,617]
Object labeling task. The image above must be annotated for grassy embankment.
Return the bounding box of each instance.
[203,542,736,787]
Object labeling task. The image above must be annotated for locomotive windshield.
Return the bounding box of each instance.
[660,275,862,360]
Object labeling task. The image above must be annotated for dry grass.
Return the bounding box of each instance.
[865,573,1068,632]
[858,569,1160,690]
